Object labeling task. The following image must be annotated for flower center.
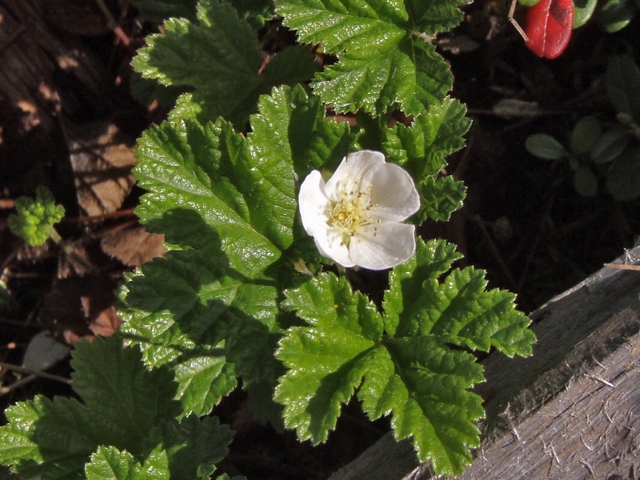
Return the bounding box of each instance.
[326,180,375,245]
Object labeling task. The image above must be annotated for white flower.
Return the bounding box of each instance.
[298,150,420,270]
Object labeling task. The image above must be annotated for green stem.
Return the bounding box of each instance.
[47,225,98,273]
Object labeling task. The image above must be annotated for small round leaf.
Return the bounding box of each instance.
[573,165,598,197]
[574,0,598,27]
[568,156,581,171]
[525,134,566,160]
[590,129,631,164]
[570,116,601,156]
[598,0,636,33]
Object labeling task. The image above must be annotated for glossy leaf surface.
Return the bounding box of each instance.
[275,0,466,114]
[133,0,316,127]
[275,238,535,476]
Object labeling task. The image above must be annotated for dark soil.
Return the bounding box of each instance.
[1,1,640,479]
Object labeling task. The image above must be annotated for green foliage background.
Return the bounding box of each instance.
[0,0,536,477]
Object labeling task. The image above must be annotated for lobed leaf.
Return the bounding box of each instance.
[276,239,535,475]
[361,336,484,473]
[85,415,233,480]
[384,98,470,176]
[384,97,471,221]
[418,175,466,223]
[404,0,465,33]
[248,85,355,179]
[0,398,89,479]
[0,337,182,478]
[275,273,383,442]
[70,338,180,454]
[134,117,296,277]
[276,0,463,115]
[385,238,535,357]
[146,415,233,480]
[121,249,281,415]
[85,446,146,480]
[133,0,316,127]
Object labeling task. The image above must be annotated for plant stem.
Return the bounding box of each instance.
[0,361,73,385]
[47,225,98,273]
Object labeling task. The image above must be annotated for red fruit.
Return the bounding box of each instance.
[524,0,574,59]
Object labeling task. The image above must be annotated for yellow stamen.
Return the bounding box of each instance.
[326,180,374,246]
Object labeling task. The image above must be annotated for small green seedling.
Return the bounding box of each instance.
[7,186,95,271]
[7,186,65,246]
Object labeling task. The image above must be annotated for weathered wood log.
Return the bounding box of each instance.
[330,246,640,480]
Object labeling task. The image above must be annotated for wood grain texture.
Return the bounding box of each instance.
[330,246,640,480]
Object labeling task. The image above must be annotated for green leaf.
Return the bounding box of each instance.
[0,336,180,478]
[525,133,566,160]
[71,337,181,452]
[147,415,233,480]
[360,336,484,473]
[314,38,451,115]
[134,117,295,277]
[132,0,316,127]
[85,446,147,480]
[276,0,408,56]
[385,238,535,356]
[598,0,636,33]
[121,249,281,414]
[126,84,363,415]
[573,0,598,28]
[87,447,172,480]
[383,97,471,221]
[276,245,533,475]
[418,175,466,223]
[7,186,65,246]
[570,116,601,157]
[384,98,470,177]
[382,238,460,335]
[0,398,90,479]
[404,0,466,33]
[605,55,640,121]
[85,415,233,480]
[573,165,598,197]
[248,85,354,179]
[276,273,383,442]
[276,0,462,114]
[590,128,631,164]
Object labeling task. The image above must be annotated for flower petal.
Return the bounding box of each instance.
[312,223,355,268]
[298,170,354,267]
[298,170,330,238]
[367,163,420,222]
[324,150,385,202]
[349,222,416,270]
